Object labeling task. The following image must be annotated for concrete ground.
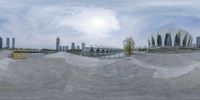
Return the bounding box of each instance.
[0,51,200,100]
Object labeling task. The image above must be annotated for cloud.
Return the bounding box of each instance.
[1,0,200,48]
[0,4,120,48]
[112,0,200,47]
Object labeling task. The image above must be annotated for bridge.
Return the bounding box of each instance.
[81,45,123,57]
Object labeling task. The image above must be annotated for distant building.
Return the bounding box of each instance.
[192,43,197,48]
[56,37,60,51]
[197,37,200,48]
[6,37,10,48]
[59,46,62,51]
[77,46,80,50]
[0,37,2,49]
[71,42,75,49]
[12,37,15,49]
[65,46,69,51]
[62,46,65,51]
[81,42,86,50]
[148,28,192,48]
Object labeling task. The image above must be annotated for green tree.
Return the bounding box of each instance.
[123,37,135,55]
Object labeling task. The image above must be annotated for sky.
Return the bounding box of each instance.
[1,0,200,49]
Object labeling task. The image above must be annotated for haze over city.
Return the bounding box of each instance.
[1,0,200,48]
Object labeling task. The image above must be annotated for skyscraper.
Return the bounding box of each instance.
[12,37,15,49]
[62,46,65,51]
[71,42,75,50]
[0,37,2,49]
[81,42,86,50]
[197,37,200,48]
[6,37,10,48]
[65,46,69,51]
[59,46,62,51]
[56,37,60,51]
[77,46,80,50]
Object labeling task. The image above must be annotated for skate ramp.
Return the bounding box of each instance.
[0,52,199,99]
[0,50,12,60]
[46,52,115,67]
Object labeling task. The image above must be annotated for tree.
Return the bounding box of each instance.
[123,37,135,55]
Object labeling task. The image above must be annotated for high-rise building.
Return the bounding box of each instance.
[197,37,200,48]
[0,37,2,49]
[77,46,80,50]
[81,42,85,50]
[65,46,69,51]
[71,42,75,50]
[56,37,60,51]
[59,46,62,51]
[12,37,15,49]
[62,46,65,51]
[6,37,10,48]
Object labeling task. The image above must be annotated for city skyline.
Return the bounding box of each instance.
[1,0,200,49]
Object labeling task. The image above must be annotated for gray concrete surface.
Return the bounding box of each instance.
[0,51,200,100]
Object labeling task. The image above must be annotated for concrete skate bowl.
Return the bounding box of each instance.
[0,50,12,59]
[148,47,199,54]
[131,52,200,78]
[46,52,200,99]
[133,52,200,68]
[0,57,72,95]
[62,55,200,100]
[46,52,116,67]
[0,52,200,99]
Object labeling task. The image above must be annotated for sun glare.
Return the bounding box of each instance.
[91,17,107,28]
